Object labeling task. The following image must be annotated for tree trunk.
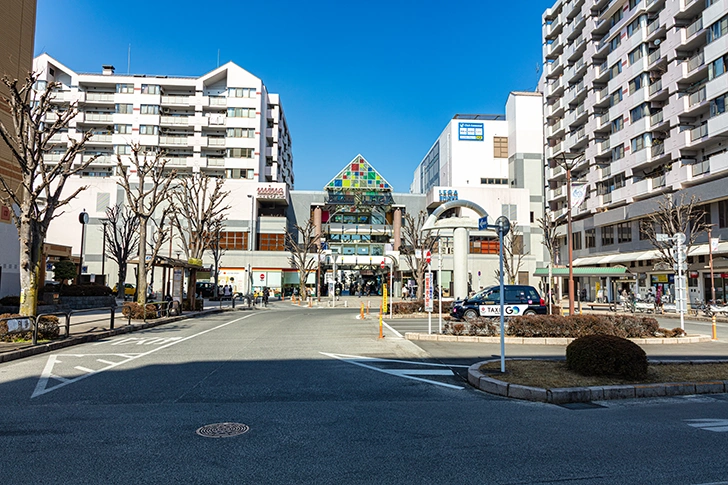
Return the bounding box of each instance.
[187,269,197,309]
[117,264,127,299]
[137,216,148,305]
[18,219,42,316]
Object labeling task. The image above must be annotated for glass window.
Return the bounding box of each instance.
[710,93,727,118]
[608,35,621,53]
[115,103,133,114]
[629,74,645,94]
[707,15,728,44]
[228,87,255,98]
[631,103,649,122]
[116,84,134,94]
[627,17,642,37]
[610,89,623,107]
[611,116,624,134]
[629,45,645,64]
[141,84,160,94]
[226,148,253,158]
[709,54,727,80]
[114,124,132,134]
[610,9,623,28]
[114,145,131,155]
[140,104,159,115]
[719,200,728,228]
[618,222,632,243]
[609,62,622,80]
[227,107,256,118]
[226,127,255,138]
[585,228,596,248]
[601,225,614,246]
[612,144,625,161]
[139,125,159,135]
[631,133,650,152]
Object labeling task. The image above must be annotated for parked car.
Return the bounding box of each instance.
[112,283,136,297]
[195,282,215,298]
[451,285,546,321]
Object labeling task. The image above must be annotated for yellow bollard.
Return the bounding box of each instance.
[379,304,383,339]
[360,303,364,320]
[713,315,718,341]
[308,297,312,308]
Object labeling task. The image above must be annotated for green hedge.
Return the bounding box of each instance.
[391,300,454,315]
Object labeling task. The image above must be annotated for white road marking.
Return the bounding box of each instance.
[74,366,95,373]
[96,359,117,365]
[320,352,464,390]
[382,320,403,338]
[32,314,255,399]
[685,419,728,432]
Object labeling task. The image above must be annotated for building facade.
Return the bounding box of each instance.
[0,0,36,298]
[543,0,728,303]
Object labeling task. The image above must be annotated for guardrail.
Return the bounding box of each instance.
[36,306,116,344]
[123,300,180,326]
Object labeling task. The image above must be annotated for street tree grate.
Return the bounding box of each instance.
[196,422,250,438]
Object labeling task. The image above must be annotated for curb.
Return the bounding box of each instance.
[405,333,714,344]
[0,307,241,364]
[467,358,728,404]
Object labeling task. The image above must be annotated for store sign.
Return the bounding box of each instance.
[439,189,458,202]
[458,122,484,141]
[479,304,529,316]
[256,186,285,199]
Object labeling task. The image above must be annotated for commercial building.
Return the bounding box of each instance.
[0,0,36,298]
[542,0,728,303]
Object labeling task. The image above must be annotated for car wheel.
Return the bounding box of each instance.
[463,309,479,321]
[523,310,536,316]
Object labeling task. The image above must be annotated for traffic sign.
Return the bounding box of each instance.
[259,273,265,280]
[495,216,511,236]
[380,260,385,269]
[656,233,670,242]
[425,250,431,264]
[674,263,687,272]
[478,216,488,230]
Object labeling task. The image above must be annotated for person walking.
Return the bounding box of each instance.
[402,285,409,300]
[263,287,270,307]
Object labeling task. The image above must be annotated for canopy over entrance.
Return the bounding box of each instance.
[533,266,634,278]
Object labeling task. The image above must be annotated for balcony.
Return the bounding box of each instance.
[549,120,563,136]
[602,192,612,204]
[651,174,666,189]
[85,92,114,103]
[691,159,710,176]
[87,133,112,143]
[164,157,188,167]
[160,115,189,126]
[648,49,661,65]
[208,96,226,107]
[648,79,662,96]
[83,154,116,165]
[207,137,225,147]
[83,112,114,123]
[647,19,660,35]
[690,124,708,141]
[687,52,704,72]
[159,135,188,145]
[651,142,665,157]
[650,111,664,127]
[686,17,703,38]
[161,95,190,106]
[207,158,225,167]
[688,86,707,106]
[44,153,64,162]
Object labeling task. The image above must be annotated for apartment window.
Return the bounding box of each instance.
[609,62,622,80]
[140,104,159,115]
[141,84,160,95]
[610,9,623,28]
[707,15,727,44]
[601,225,614,246]
[629,0,640,9]
[493,136,508,158]
[639,219,651,240]
[720,200,728,228]
[628,45,645,64]
[614,172,626,189]
[227,107,256,118]
[627,17,642,37]
[218,231,249,250]
[115,103,133,114]
[258,233,285,251]
[629,74,645,94]
[480,178,508,185]
[116,83,134,94]
[608,35,621,53]
[227,147,254,158]
[631,133,650,152]
[612,144,625,161]
[502,204,517,221]
[696,204,712,227]
[631,103,649,122]
[114,145,131,155]
[114,124,132,134]
[710,92,727,118]
[572,232,582,250]
[585,228,596,248]
[225,168,254,179]
[228,87,255,98]
[609,89,623,107]
[470,237,500,254]
[611,116,624,134]
[226,127,255,138]
[709,53,727,80]
[139,125,159,135]
[618,222,632,243]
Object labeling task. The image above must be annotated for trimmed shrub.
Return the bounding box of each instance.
[0,313,60,342]
[442,318,498,336]
[121,302,159,320]
[60,285,113,297]
[658,327,687,338]
[182,298,204,311]
[391,300,454,315]
[0,296,20,306]
[507,314,660,338]
[566,334,648,380]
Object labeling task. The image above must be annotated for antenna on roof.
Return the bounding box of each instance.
[217,49,220,68]
[127,44,131,74]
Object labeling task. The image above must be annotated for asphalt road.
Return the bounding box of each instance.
[1,303,727,484]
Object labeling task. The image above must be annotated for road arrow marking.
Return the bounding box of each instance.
[320,352,465,390]
[685,419,728,432]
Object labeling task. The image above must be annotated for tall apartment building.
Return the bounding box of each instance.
[543,0,728,302]
[0,0,36,297]
[411,92,547,288]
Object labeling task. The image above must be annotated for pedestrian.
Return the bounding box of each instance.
[223,284,231,300]
[263,287,269,307]
[402,285,409,300]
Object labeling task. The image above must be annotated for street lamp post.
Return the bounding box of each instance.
[101,219,108,285]
[708,225,717,305]
[78,209,89,283]
[556,152,584,316]
[247,194,255,296]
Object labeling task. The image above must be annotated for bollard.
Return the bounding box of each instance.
[360,303,364,320]
[367,301,370,316]
[713,315,718,341]
[344,300,348,308]
[110,307,115,330]
[379,304,383,339]
[308,297,312,308]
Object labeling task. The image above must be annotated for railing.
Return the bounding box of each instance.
[691,159,710,176]
[84,112,114,122]
[86,92,114,102]
[44,153,64,162]
[160,115,189,125]
[649,79,662,95]
[161,95,189,105]
[553,186,564,197]
[647,20,660,35]
[208,137,225,146]
[687,17,703,37]
[688,52,704,72]
[688,86,706,106]
[35,306,117,345]
[165,157,187,166]
[651,143,665,157]
[209,96,227,106]
[602,192,612,203]
[648,49,661,64]
[600,112,610,125]
[576,103,585,115]
[650,111,664,126]
[159,135,188,145]
[651,174,666,188]
[207,158,225,167]
[690,124,708,141]
[600,139,611,151]
[89,133,112,142]
[599,60,608,73]
[576,126,586,139]
[83,154,116,164]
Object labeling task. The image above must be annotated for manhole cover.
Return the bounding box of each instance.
[196,422,250,438]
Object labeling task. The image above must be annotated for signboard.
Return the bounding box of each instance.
[478,304,529,317]
[256,186,286,200]
[424,273,434,312]
[570,184,588,210]
[382,284,388,313]
[4,317,32,333]
[478,216,488,230]
[439,189,459,202]
[458,122,484,141]
[172,268,183,302]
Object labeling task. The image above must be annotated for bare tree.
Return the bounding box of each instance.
[494,223,528,284]
[103,204,139,299]
[146,205,175,299]
[538,211,559,303]
[639,193,708,266]
[207,217,226,299]
[0,74,98,315]
[401,211,436,300]
[285,218,320,299]
[116,143,176,305]
[170,172,230,304]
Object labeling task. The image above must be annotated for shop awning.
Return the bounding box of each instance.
[572,241,728,267]
[534,266,634,277]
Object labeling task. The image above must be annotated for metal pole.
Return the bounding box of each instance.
[499,222,506,373]
[101,222,107,284]
[709,226,716,305]
[389,260,393,320]
[566,166,575,315]
[428,262,432,335]
[332,255,337,308]
[438,244,442,334]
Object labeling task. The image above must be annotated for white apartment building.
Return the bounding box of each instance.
[32,54,293,292]
[542,0,728,302]
[411,92,547,289]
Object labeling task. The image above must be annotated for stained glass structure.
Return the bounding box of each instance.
[324,155,392,191]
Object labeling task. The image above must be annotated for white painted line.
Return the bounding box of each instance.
[96,359,116,365]
[74,366,95,373]
[31,313,256,399]
[320,352,464,390]
[685,419,728,432]
[382,320,403,338]
[323,352,469,368]
[387,369,453,376]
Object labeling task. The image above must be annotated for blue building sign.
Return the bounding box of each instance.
[439,189,458,202]
[458,122,484,141]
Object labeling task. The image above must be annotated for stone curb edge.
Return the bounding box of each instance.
[404,333,714,344]
[0,307,240,364]
[467,358,728,404]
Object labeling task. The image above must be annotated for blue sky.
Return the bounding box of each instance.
[35,0,551,192]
